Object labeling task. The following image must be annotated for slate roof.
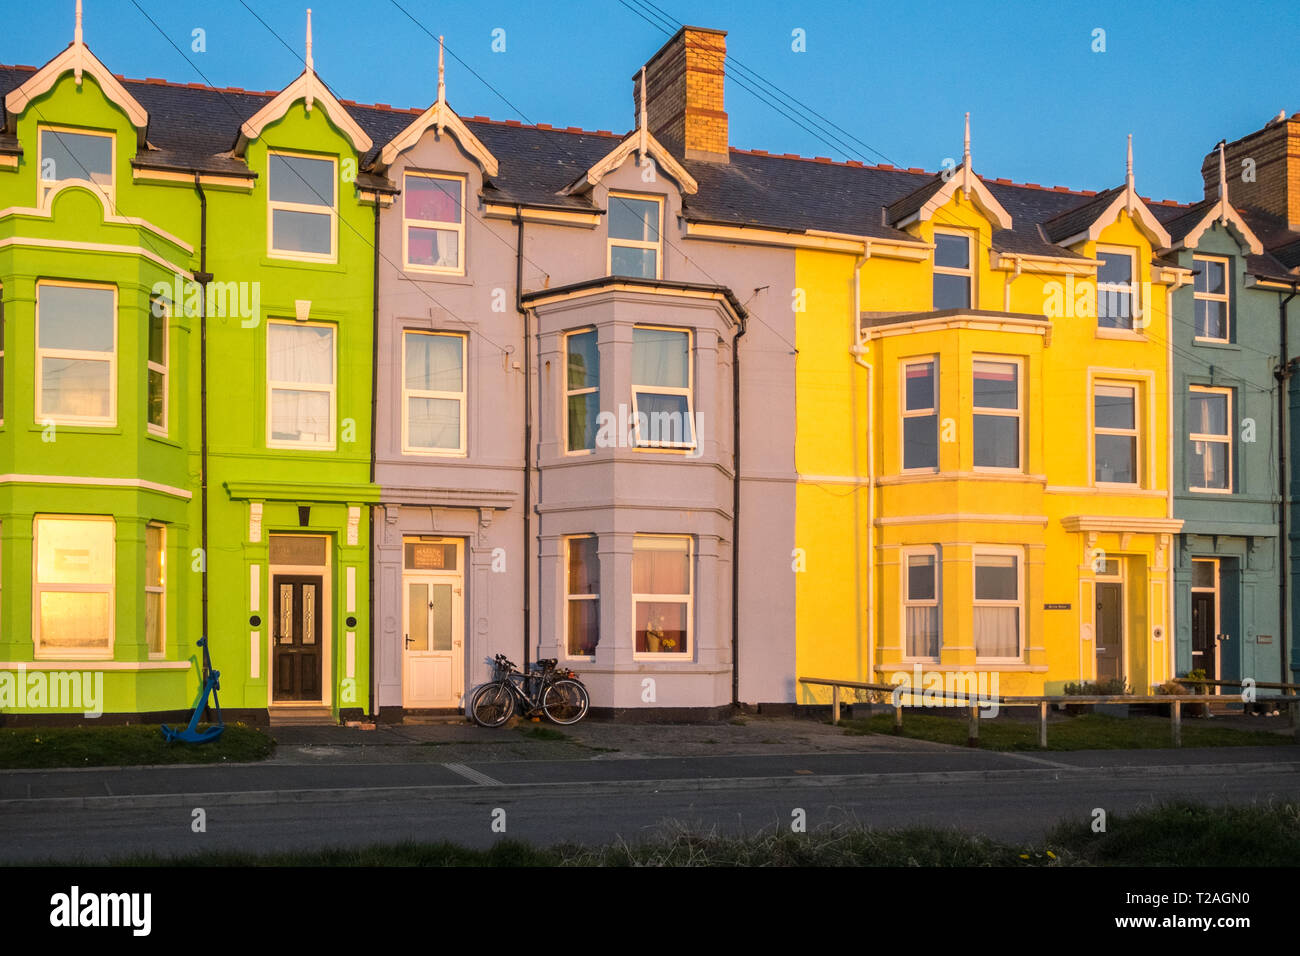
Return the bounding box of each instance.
[1041,186,1123,243]
[0,61,1192,258]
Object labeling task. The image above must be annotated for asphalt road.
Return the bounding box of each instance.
[1,746,1296,862]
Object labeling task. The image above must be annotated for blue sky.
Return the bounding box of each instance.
[10,0,1300,201]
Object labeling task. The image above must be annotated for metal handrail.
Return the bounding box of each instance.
[797,676,1300,748]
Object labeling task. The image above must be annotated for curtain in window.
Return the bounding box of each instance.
[632,329,688,387]
[632,538,689,593]
[408,227,459,268]
[974,607,1019,657]
[906,606,938,658]
[269,325,333,442]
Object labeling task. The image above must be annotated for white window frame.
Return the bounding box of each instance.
[632,534,693,660]
[900,357,939,473]
[607,192,664,280]
[401,329,467,457]
[973,546,1024,663]
[1093,381,1141,487]
[147,294,169,436]
[1096,245,1139,331]
[901,545,940,662]
[563,534,599,660]
[1188,385,1233,494]
[37,125,115,206]
[1193,254,1231,343]
[1,289,6,426]
[631,325,695,450]
[32,515,116,660]
[564,327,599,455]
[972,355,1023,473]
[35,280,118,427]
[267,149,338,263]
[266,319,337,451]
[146,522,166,658]
[932,228,974,310]
[402,171,466,276]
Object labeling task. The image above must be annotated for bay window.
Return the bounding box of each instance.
[146,523,165,656]
[267,321,336,448]
[972,359,1020,470]
[903,548,940,660]
[974,549,1021,660]
[34,516,115,658]
[902,358,938,470]
[37,282,116,425]
[633,535,691,656]
[631,326,694,449]
[565,329,600,452]
[565,535,599,658]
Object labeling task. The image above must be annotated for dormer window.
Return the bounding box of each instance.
[1097,247,1137,330]
[932,230,972,309]
[608,193,663,279]
[39,127,113,202]
[268,151,337,261]
[404,172,465,274]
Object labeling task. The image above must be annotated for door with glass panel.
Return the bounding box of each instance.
[402,539,464,708]
[272,575,323,701]
[1190,559,1219,683]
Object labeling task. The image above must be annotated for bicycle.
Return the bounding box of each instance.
[469,654,590,728]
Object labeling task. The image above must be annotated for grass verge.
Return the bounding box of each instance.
[840,711,1295,750]
[0,723,275,769]
[71,801,1300,866]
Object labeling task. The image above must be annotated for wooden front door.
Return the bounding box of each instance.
[273,574,324,701]
[1095,581,1123,682]
[402,573,464,708]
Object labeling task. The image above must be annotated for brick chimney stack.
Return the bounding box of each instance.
[635,26,729,164]
[1204,112,1300,228]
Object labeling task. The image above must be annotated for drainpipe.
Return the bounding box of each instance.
[848,248,872,682]
[731,311,747,710]
[368,197,381,720]
[515,209,532,672]
[192,174,212,658]
[1278,290,1297,685]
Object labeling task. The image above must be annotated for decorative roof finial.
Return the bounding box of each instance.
[437,35,446,105]
[961,111,972,198]
[639,66,648,159]
[304,8,314,112]
[1218,140,1229,224]
[1125,133,1135,213]
[74,0,84,85]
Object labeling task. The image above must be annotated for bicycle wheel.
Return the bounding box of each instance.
[470,681,516,728]
[542,679,589,725]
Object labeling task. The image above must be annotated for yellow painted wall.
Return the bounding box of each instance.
[793,188,1179,699]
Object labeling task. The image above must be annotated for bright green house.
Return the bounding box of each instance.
[0,12,378,720]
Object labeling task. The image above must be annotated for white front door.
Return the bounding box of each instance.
[403,570,464,708]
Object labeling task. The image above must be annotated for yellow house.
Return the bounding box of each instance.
[794,126,1184,697]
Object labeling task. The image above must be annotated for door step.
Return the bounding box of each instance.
[269,707,335,727]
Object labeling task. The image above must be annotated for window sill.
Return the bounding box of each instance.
[266,443,339,453]
[632,653,692,662]
[28,423,122,436]
[1191,338,1238,351]
[402,268,472,285]
[401,448,468,458]
[1188,487,1234,495]
[146,432,182,449]
[260,256,345,273]
[1094,328,1146,341]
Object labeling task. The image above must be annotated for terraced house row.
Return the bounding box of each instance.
[0,11,1297,722]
